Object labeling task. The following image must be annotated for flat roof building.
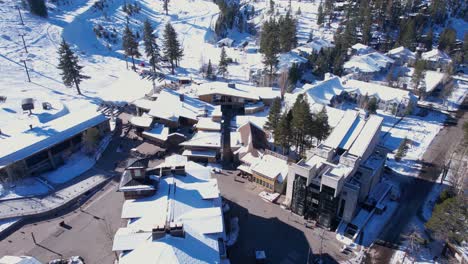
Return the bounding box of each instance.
[285,110,387,228]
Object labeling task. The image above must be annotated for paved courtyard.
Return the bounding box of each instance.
[214,170,354,264]
[0,179,123,264]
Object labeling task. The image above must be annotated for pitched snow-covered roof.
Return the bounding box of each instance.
[351,43,374,55]
[180,131,221,149]
[0,107,108,168]
[196,81,280,101]
[195,117,221,131]
[250,154,289,182]
[294,37,335,54]
[148,89,214,122]
[114,156,223,264]
[343,79,416,102]
[277,51,308,71]
[421,49,452,62]
[386,46,416,60]
[344,52,394,73]
[142,123,169,141]
[302,76,346,105]
[347,115,383,157]
[130,114,153,128]
[323,110,359,149]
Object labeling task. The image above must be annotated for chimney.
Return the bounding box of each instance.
[228,82,236,88]
[169,222,185,238]
[179,94,184,102]
[152,225,166,240]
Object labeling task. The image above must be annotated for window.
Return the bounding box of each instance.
[133,169,142,178]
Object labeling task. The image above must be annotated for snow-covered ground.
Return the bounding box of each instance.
[0,177,50,201]
[379,110,446,178]
[43,152,95,184]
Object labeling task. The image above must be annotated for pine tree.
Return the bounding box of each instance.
[163,0,169,15]
[122,25,141,70]
[315,106,330,142]
[218,47,228,78]
[438,27,456,52]
[206,59,213,79]
[28,0,48,17]
[366,97,378,114]
[269,0,275,14]
[399,19,416,48]
[278,11,297,52]
[412,59,426,95]
[265,97,281,132]
[324,0,333,23]
[291,94,314,156]
[275,110,293,154]
[162,22,184,74]
[260,19,280,83]
[57,39,90,95]
[361,6,372,45]
[430,0,447,25]
[317,3,325,26]
[424,29,434,51]
[142,19,160,74]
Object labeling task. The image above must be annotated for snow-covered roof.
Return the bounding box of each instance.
[421,49,452,63]
[324,112,382,157]
[386,46,416,60]
[148,89,214,122]
[351,43,374,55]
[155,154,188,168]
[424,70,445,92]
[0,107,108,168]
[130,114,153,128]
[344,52,394,73]
[217,38,234,46]
[195,117,221,131]
[196,81,280,101]
[251,154,289,182]
[302,76,346,105]
[277,51,308,71]
[114,156,223,264]
[323,110,359,149]
[347,115,383,157]
[232,114,268,129]
[180,131,221,149]
[294,37,335,54]
[343,79,416,102]
[142,123,169,141]
[182,149,218,158]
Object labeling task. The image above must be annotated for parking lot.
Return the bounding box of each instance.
[0,179,123,264]
[214,170,355,264]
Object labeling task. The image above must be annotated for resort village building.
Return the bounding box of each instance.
[285,110,387,228]
[0,106,110,181]
[113,155,227,264]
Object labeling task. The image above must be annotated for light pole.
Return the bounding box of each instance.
[21,59,31,82]
[19,34,28,53]
[17,6,24,25]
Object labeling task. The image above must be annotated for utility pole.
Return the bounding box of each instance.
[17,6,24,25]
[19,34,28,53]
[22,59,31,82]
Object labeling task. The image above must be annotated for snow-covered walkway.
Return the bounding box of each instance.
[0,167,116,221]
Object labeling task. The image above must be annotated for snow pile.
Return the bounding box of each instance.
[43,152,95,184]
[0,177,50,201]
